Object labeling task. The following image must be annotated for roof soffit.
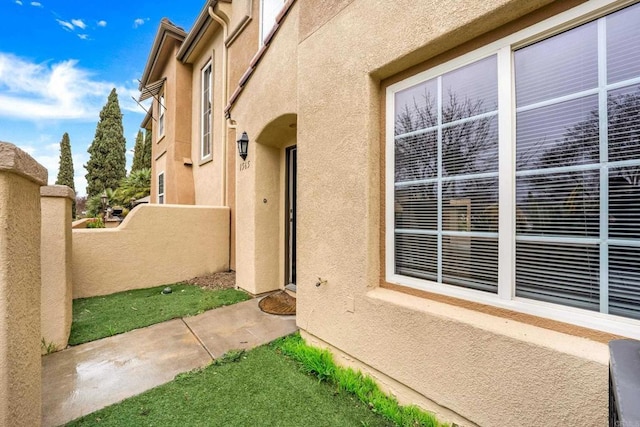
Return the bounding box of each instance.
[177,0,224,63]
[139,19,187,90]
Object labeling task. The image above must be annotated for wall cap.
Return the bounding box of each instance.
[40,185,76,200]
[0,142,48,185]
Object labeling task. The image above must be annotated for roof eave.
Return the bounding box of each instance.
[176,0,220,63]
[138,19,187,90]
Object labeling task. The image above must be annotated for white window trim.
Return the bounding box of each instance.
[259,0,284,45]
[158,92,166,138]
[157,171,165,204]
[201,60,213,160]
[385,0,640,339]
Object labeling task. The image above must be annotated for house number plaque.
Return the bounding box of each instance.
[240,160,250,171]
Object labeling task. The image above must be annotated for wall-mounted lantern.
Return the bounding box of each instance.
[100,190,108,212]
[237,131,249,161]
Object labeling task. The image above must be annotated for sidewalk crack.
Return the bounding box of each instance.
[181,318,215,361]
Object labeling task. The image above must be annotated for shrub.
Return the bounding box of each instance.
[86,217,105,228]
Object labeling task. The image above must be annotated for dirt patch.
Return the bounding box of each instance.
[184,271,237,291]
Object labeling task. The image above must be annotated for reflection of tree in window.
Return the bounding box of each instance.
[394,89,498,231]
[517,89,640,237]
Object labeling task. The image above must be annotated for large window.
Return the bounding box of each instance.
[260,0,284,44]
[386,1,640,335]
[201,61,212,159]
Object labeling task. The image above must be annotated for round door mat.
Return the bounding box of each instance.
[258,290,296,315]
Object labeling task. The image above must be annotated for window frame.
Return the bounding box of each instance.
[157,171,165,204]
[385,0,640,339]
[259,0,284,45]
[158,91,166,138]
[201,60,213,160]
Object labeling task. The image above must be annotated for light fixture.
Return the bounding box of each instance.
[237,131,249,161]
[100,191,108,209]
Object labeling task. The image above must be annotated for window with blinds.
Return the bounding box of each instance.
[393,56,499,293]
[387,1,640,329]
[201,62,212,159]
[514,3,640,319]
[158,172,165,205]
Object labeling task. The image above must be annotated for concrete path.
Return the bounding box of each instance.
[41,298,297,427]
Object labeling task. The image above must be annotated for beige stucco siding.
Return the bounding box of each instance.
[293,0,607,425]
[150,42,195,205]
[231,3,298,294]
[190,29,226,206]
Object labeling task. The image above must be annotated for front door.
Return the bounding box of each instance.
[285,146,297,288]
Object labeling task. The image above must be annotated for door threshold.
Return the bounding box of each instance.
[284,283,297,296]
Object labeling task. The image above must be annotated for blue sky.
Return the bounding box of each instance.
[0,0,206,195]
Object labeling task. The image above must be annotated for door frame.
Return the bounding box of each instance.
[285,145,297,287]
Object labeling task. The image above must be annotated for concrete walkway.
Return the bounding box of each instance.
[41,298,297,427]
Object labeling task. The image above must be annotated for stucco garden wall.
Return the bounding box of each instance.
[72,204,230,298]
[0,142,47,427]
[41,185,74,352]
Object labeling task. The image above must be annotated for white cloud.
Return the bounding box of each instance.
[56,19,74,31]
[71,19,86,29]
[133,18,147,28]
[77,34,89,40]
[30,1,42,7]
[0,53,146,121]
[16,141,91,194]
[15,1,23,5]
[97,20,107,27]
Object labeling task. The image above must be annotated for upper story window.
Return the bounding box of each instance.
[158,92,166,138]
[201,61,212,159]
[158,171,165,204]
[386,1,640,338]
[260,0,284,44]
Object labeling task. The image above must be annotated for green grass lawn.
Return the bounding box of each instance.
[65,339,394,427]
[69,284,249,346]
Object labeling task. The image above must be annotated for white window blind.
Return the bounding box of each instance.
[201,62,212,159]
[260,0,284,44]
[158,172,165,205]
[514,2,640,319]
[158,93,166,137]
[394,56,500,292]
[388,1,640,329]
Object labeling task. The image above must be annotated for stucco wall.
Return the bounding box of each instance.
[231,3,298,295]
[72,204,230,298]
[190,27,226,206]
[292,0,611,425]
[41,185,74,352]
[151,42,195,205]
[0,142,47,427]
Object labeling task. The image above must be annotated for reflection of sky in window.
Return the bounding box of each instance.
[515,21,597,107]
[442,55,497,121]
[394,79,437,134]
[608,2,640,84]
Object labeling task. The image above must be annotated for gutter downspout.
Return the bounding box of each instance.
[209,4,236,271]
[208,4,229,206]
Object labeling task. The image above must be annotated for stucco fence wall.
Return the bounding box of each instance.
[72,204,230,299]
[41,185,75,353]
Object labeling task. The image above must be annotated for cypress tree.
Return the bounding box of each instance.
[55,132,76,218]
[131,130,145,172]
[85,88,127,198]
[143,128,152,170]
